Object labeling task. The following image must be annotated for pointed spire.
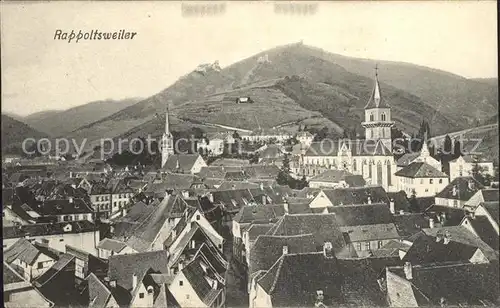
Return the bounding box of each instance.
[165,103,170,135]
[421,131,430,157]
[365,64,389,109]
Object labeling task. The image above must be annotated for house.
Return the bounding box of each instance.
[309,186,390,208]
[242,223,276,265]
[402,231,490,264]
[419,226,499,262]
[235,96,254,104]
[247,234,317,292]
[65,244,108,284]
[296,131,314,146]
[3,220,100,255]
[473,201,499,234]
[251,249,400,307]
[97,238,137,259]
[240,129,292,144]
[197,133,226,156]
[169,255,226,307]
[396,141,442,172]
[267,213,347,254]
[463,188,499,212]
[380,262,499,307]
[392,213,432,239]
[449,154,494,182]
[394,162,449,197]
[460,215,499,251]
[3,263,54,307]
[33,253,88,306]
[4,238,59,282]
[162,154,207,175]
[434,176,484,208]
[308,169,366,189]
[111,194,188,252]
[29,198,94,223]
[89,181,113,218]
[232,204,285,264]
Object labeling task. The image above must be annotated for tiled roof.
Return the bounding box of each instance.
[248,234,317,275]
[480,189,500,202]
[113,195,187,252]
[403,232,481,264]
[108,250,169,291]
[387,262,499,306]
[325,203,393,226]
[393,213,430,238]
[481,201,499,226]
[435,176,484,201]
[322,186,390,206]
[257,252,392,307]
[424,204,467,226]
[97,238,128,253]
[34,253,75,288]
[341,223,400,242]
[395,162,447,178]
[87,273,115,308]
[211,158,250,166]
[246,223,275,242]
[468,216,499,250]
[233,204,285,224]
[269,214,346,252]
[217,181,260,191]
[396,152,420,167]
[421,226,499,261]
[310,169,354,183]
[162,154,203,172]
[3,262,25,284]
[33,198,94,216]
[4,239,44,265]
[3,220,96,239]
[182,257,221,306]
[387,191,410,213]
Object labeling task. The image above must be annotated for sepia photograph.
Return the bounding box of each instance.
[1,1,498,307]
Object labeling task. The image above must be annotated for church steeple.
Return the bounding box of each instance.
[161,104,174,168]
[361,65,394,153]
[365,64,389,109]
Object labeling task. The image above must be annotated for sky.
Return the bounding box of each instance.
[1,1,497,116]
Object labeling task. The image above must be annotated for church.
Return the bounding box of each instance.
[298,68,400,192]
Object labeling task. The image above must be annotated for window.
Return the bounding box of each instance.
[37,262,44,269]
[369,113,374,121]
[381,113,386,121]
[377,241,383,249]
[139,293,144,299]
[196,215,200,221]
[439,179,443,184]
[59,239,64,242]
[420,179,424,184]
[429,179,434,184]
[365,242,370,250]
[186,295,190,299]
[356,243,362,251]
[179,281,183,286]
[96,196,100,201]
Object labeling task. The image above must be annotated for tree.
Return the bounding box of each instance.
[296,175,309,190]
[471,160,490,186]
[408,189,420,213]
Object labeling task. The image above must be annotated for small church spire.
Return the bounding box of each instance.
[165,103,170,135]
[365,64,388,109]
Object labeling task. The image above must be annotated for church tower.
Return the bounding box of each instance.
[161,105,174,168]
[361,65,394,152]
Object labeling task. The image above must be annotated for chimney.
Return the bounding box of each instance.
[69,171,73,178]
[367,196,372,204]
[452,185,458,196]
[389,199,395,214]
[323,242,334,259]
[69,197,74,203]
[283,203,289,214]
[260,183,264,190]
[435,231,444,243]
[403,262,413,280]
[110,280,116,288]
[399,210,404,215]
[132,273,138,290]
[282,245,288,255]
[178,261,184,271]
[315,290,324,307]
[443,231,451,245]
[429,218,435,229]
[261,195,266,205]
